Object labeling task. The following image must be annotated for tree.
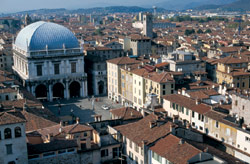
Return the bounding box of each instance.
[205,29,212,33]
[185,29,195,36]
[197,29,203,34]
[3,20,9,27]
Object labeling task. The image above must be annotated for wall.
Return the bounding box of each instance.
[231,94,250,127]
[29,153,80,164]
[132,73,145,109]
[205,118,237,147]
[236,129,250,154]
[126,138,144,164]
[0,123,28,164]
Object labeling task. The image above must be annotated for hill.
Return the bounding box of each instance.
[4,6,167,16]
[221,0,250,11]
[155,0,236,10]
[195,0,250,11]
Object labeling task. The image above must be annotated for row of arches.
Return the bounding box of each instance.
[35,81,81,99]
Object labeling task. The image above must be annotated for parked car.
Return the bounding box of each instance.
[102,105,110,110]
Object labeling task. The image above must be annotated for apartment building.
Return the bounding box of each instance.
[107,57,141,102]
[163,93,211,134]
[215,55,250,89]
[112,113,174,164]
[130,35,151,56]
[144,71,175,104]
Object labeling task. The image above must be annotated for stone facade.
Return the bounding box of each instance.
[12,48,88,101]
[231,93,250,127]
[85,47,123,96]
[12,22,88,101]
[0,122,28,164]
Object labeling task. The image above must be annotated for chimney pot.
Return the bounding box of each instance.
[76,117,80,124]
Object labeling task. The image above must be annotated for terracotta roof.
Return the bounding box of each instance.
[163,94,211,115]
[21,110,58,131]
[218,47,245,53]
[0,111,26,126]
[150,134,201,164]
[189,80,219,90]
[186,139,245,164]
[107,56,141,65]
[36,123,93,140]
[145,72,174,83]
[0,87,16,94]
[155,62,169,68]
[0,75,14,82]
[204,110,238,127]
[110,107,143,120]
[216,56,247,64]
[130,34,150,40]
[187,89,219,100]
[114,113,173,146]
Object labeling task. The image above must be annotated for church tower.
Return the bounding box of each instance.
[143,13,153,38]
[24,14,32,26]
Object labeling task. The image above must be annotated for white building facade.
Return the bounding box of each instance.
[12,21,87,101]
[0,113,28,164]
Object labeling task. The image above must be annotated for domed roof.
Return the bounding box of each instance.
[15,21,79,52]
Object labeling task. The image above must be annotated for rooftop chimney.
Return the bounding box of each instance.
[60,121,63,127]
[47,133,53,142]
[195,99,201,105]
[179,138,184,145]
[242,124,247,130]
[181,88,186,96]
[76,117,80,124]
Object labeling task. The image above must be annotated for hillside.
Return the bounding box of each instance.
[221,0,250,11]
[5,6,167,16]
[155,0,236,10]
[195,0,250,11]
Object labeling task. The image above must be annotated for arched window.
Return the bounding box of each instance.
[4,128,12,139]
[15,127,21,138]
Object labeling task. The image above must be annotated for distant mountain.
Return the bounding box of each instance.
[194,0,250,11]
[221,0,250,11]
[5,6,167,16]
[155,0,236,10]
[74,6,167,14]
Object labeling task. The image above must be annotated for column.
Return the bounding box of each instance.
[85,80,88,97]
[80,81,84,97]
[31,85,35,97]
[49,84,53,102]
[65,81,69,100]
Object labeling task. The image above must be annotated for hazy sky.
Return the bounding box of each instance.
[0,0,165,13]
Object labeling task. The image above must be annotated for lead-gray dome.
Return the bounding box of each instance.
[15,21,79,52]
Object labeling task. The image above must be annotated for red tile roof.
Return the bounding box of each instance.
[0,112,26,125]
[114,113,173,146]
[110,107,143,120]
[163,94,211,115]
[150,134,201,164]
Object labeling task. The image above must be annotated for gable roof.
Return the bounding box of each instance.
[110,107,143,120]
[114,113,173,146]
[0,112,26,126]
[163,94,211,115]
[150,134,201,164]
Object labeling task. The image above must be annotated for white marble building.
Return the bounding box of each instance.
[12,21,87,101]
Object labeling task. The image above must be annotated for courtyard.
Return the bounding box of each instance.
[43,96,123,124]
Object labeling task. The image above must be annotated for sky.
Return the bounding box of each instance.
[0,0,166,13]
